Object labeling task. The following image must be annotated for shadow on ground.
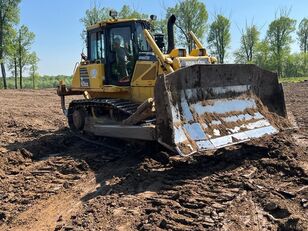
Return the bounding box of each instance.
[79,142,271,202]
[4,127,272,202]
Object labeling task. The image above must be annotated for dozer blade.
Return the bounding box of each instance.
[155,64,287,156]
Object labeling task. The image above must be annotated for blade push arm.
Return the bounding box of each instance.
[143,29,174,74]
[189,31,204,49]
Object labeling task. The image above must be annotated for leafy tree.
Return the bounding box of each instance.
[283,53,298,77]
[17,25,35,89]
[266,13,296,77]
[80,5,148,44]
[208,14,231,63]
[299,52,308,76]
[80,5,111,43]
[297,18,308,53]
[297,18,308,70]
[28,52,39,89]
[233,50,246,64]
[118,5,147,19]
[234,24,260,63]
[283,52,308,77]
[6,28,18,88]
[253,39,273,70]
[166,0,208,51]
[0,0,21,89]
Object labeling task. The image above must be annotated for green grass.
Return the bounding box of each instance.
[279,76,308,83]
[0,75,72,89]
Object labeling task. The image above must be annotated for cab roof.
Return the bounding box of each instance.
[87,18,148,31]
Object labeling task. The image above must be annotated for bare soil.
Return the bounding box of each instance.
[0,83,307,231]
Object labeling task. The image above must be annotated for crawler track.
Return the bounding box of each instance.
[67,98,140,122]
[67,98,143,150]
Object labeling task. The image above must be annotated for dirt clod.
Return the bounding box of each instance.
[0,211,6,221]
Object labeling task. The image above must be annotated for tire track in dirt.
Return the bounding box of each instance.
[284,81,308,150]
[0,172,97,231]
[0,131,125,230]
[0,130,92,224]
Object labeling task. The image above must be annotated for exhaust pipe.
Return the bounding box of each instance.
[167,15,176,53]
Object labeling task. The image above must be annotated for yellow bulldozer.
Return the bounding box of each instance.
[57,11,287,156]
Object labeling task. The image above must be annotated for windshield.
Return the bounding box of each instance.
[136,23,151,52]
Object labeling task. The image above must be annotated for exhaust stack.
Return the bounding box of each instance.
[167,15,176,53]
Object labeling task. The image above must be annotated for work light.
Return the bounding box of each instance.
[150,15,157,20]
[109,10,118,19]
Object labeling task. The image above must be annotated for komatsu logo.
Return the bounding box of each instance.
[180,58,209,67]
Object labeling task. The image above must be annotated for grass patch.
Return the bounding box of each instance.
[279,76,308,83]
[0,75,72,89]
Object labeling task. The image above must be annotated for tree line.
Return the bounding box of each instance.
[81,0,307,78]
[0,0,38,89]
[1,0,307,90]
[234,10,307,77]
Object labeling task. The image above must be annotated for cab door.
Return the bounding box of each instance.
[105,23,137,86]
[81,28,105,89]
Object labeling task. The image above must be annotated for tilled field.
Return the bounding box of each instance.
[0,83,307,231]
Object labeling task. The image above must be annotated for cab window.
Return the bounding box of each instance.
[89,31,105,61]
[136,23,151,52]
[110,27,133,55]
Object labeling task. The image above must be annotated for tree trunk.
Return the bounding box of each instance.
[14,57,18,89]
[32,67,35,89]
[0,62,7,89]
[19,55,22,89]
[18,29,22,89]
[0,12,7,89]
[0,26,7,89]
[304,33,307,54]
[304,52,307,75]
[19,62,22,89]
[278,54,282,77]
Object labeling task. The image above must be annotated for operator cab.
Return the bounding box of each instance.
[86,19,152,86]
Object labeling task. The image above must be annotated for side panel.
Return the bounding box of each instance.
[131,87,154,103]
[71,63,105,90]
[130,60,158,102]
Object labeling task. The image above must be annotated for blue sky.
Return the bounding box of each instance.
[19,0,308,76]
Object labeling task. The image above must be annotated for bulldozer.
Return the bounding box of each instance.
[57,11,287,156]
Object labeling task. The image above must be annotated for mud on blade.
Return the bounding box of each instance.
[155,64,287,156]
